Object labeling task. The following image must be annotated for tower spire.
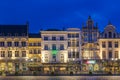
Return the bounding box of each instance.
[108,20,112,25]
[88,15,91,20]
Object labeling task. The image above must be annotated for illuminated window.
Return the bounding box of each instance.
[7,42,12,47]
[115,51,118,58]
[115,42,118,48]
[15,51,19,57]
[72,41,75,47]
[22,51,26,57]
[102,42,106,48]
[1,51,5,57]
[108,41,112,48]
[8,51,12,57]
[102,51,106,59]
[29,50,32,54]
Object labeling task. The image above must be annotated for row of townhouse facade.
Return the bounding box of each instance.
[0,16,120,74]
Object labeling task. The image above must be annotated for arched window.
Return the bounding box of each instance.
[108,32,112,38]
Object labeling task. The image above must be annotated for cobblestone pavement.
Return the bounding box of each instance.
[0,76,119,80]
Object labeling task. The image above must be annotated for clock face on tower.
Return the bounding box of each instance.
[51,50,58,55]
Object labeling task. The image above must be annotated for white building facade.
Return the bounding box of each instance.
[41,30,68,63]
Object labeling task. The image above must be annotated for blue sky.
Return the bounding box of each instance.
[0,0,120,32]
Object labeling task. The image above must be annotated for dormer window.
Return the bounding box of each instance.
[8,33,11,36]
[104,33,107,38]
[22,33,26,36]
[108,32,112,38]
[113,33,116,38]
[15,33,18,36]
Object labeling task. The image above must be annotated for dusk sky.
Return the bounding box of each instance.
[0,0,120,33]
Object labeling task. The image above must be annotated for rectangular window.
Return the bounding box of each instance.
[52,44,56,50]
[38,50,41,54]
[52,36,56,40]
[76,33,79,38]
[15,51,19,57]
[38,43,41,46]
[0,42,4,47]
[60,36,64,40]
[76,41,79,47]
[1,51,5,57]
[102,51,106,59]
[68,41,71,47]
[21,42,26,47]
[68,34,71,38]
[72,34,75,38]
[109,51,112,59]
[14,42,19,47]
[76,52,79,58]
[33,43,36,46]
[34,49,37,54]
[72,42,75,47]
[7,42,12,47]
[115,42,118,48]
[68,51,71,58]
[44,36,48,40]
[60,44,64,50]
[102,42,106,48]
[115,51,118,58]
[8,51,12,57]
[44,45,48,50]
[29,50,32,54]
[53,55,56,58]
[29,43,32,46]
[22,51,26,57]
[108,41,112,48]
[73,51,75,58]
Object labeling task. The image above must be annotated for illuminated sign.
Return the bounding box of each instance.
[86,60,96,64]
[51,50,58,55]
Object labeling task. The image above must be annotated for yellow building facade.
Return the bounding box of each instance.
[28,33,42,72]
